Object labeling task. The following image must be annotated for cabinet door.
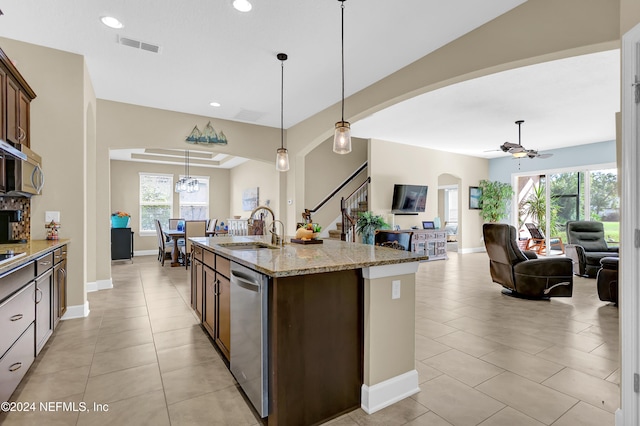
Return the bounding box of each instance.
[6,78,18,144]
[203,265,216,338]
[0,67,5,141]
[18,90,29,147]
[53,258,67,328]
[216,273,230,359]
[35,269,53,355]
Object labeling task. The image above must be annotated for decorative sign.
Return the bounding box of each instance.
[185,121,228,145]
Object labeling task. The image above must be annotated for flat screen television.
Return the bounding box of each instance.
[391,184,428,214]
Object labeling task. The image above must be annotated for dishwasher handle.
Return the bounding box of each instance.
[231,270,262,293]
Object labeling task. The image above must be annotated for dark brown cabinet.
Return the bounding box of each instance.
[0,66,5,142]
[191,244,230,361]
[1,47,35,147]
[53,245,68,327]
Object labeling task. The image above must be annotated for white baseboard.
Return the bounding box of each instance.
[61,301,90,319]
[134,249,156,256]
[458,246,486,254]
[361,370,420,414]
[86,278,113,293]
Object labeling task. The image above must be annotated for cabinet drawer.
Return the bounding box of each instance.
[413,233,427,241]
[54,246,68,264]
[36,252,54,276]
[0,282,35,358]
[203,248,215,268]
[192,245,203,262]
[215,255,230,278]
[0,261,36,303]
[0,323,35,403]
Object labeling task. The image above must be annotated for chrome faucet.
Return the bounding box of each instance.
[270,220,285,246]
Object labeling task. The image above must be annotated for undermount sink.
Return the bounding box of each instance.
[0,251,26,263]
[217,242,282,251]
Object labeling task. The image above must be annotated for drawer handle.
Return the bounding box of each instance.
[10,314,24,321]
[9,362,22,372]
[55,255,61,259]
[39,260,52,266]
[35,288,43,304]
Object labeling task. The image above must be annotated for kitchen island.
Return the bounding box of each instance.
[189,236,427,426]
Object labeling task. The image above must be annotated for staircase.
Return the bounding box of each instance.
[327,198,368,240]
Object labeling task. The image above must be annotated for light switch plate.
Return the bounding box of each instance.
[45,211,60,223]
[392,280,401,299]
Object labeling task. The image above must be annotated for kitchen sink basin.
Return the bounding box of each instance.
[217,242,282,251]
[0,251,26,264]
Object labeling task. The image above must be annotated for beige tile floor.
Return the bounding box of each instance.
[0,252,619,426]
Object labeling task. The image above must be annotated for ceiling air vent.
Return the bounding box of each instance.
[117,35,161,53]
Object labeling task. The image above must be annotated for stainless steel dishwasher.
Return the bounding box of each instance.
[230,261,269,417]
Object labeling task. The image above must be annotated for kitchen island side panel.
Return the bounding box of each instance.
[269,269,363,426]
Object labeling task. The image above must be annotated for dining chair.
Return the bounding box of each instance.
[207,218,218,234]
[180,220,207,268]
[155,220,174,266]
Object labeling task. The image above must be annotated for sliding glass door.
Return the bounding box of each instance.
[514,165,618,254]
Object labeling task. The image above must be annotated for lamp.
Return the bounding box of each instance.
[333,0,351,154]
[175,150,199,193]
[276,53,290,172]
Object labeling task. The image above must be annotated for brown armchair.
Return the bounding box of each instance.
[482,223,573,298]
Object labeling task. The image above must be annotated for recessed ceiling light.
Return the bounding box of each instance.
[101,16,124,29]
[209,102,221,107]
[232,0,252,12]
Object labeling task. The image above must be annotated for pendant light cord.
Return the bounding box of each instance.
[340,0,345,122]
[281,58,284,150]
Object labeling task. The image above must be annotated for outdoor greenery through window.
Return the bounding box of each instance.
[139,173,173,232]
[179,176,209,220]
[517,167,619,246]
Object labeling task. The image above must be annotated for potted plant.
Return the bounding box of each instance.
[478,180,514,223]
[356,211,389,245]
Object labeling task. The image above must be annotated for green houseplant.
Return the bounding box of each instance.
[520,184,559,235]
[478,180,514,223]
[356,211,389,244]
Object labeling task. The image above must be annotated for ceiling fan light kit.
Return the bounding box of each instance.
[499,120,552,160]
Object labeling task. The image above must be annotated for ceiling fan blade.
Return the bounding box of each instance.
[502,142,521,149]
[536,153,553,159]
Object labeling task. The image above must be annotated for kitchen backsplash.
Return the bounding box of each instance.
[0,197,30,241]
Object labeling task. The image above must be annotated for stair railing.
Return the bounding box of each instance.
[302,161,368,224]
[341,177,370,242]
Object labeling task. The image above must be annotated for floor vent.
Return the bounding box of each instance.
[118,36,161,53]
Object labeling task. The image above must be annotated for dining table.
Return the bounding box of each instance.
[163,229,225,267]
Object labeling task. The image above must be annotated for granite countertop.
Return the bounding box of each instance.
[190,236,428,277]
[0,239,69,275]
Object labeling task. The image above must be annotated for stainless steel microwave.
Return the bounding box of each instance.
[3,142,44,196]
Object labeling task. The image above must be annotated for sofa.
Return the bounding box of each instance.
[565,221,619,278]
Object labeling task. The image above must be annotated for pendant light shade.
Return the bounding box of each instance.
[333,0,351,154]
[175,150,200,193]
[276,53,290,172]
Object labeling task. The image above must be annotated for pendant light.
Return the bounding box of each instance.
[275,53,290,172]
[333,0,351,154]
[175,150,199,193]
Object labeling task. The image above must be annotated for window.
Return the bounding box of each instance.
[179,176,209,220]
[139,173,173,232]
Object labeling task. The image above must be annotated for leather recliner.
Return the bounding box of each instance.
[565,221,619,277]
[596,257,619,304]
[482,223,573,298]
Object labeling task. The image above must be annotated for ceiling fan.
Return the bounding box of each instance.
[500,120,553,159]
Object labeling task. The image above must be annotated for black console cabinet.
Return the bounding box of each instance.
[111,228,134,261]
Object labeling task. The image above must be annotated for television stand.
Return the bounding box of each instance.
[409,229,448,261]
